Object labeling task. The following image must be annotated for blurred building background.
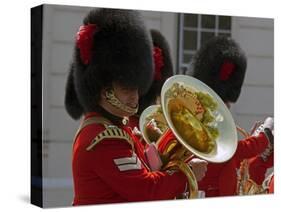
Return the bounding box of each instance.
[39,4,273,207]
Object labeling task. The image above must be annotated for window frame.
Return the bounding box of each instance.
[177,14,232,74]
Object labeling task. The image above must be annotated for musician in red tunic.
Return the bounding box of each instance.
[64,9,207,206]
[189,36,274,197]
[248,154,273,185]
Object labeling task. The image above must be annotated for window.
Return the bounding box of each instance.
[178,14,232,74]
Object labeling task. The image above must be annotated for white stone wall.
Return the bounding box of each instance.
[41,4,89,207]
[231,17,274,132]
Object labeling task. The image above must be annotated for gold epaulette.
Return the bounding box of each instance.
[86,126,135,151]
[73,116,135,151]
[73,116,112,142]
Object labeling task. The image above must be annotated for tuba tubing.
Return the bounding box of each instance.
[156,128,198,198]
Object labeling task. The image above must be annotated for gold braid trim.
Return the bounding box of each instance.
[236,125,267,195]
[105,89,138,115]
[237,159,265,195]
[73,116,112,147]
[86,127,135,151]
[73,116,134,152]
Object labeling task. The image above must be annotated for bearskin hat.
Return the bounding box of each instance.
[190,36,247,103]
[138,29,174,114]
[64,8,154,120]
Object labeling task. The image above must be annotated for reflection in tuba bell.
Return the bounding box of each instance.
[139,75,238,198]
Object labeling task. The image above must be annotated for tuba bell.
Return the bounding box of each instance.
[139,75,238,198]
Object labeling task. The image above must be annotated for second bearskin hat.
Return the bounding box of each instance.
[138,29,174,114]
[190,36,247,103]
[65,8,154,120]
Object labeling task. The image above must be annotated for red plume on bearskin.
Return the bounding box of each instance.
[76,24,97,65]
[138,29,174,114]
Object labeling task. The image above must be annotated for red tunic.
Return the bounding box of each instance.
[128,115,139,129]
[248,154,273,185]
[198,133,269,197]
[72,112,186,205]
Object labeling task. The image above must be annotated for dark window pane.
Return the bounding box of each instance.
[201,32,215,46]
[183,53,193,64]
[184,14,198,27]
[218,32,231,38]
[184,31,197,50]
[201,15,215,28]
[219,16,231,30]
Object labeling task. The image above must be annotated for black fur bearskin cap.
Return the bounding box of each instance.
[138,29,174,114]
[190,36,247,103]
[64,8,154,120]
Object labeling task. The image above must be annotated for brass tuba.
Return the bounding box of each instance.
[139,75,238,198]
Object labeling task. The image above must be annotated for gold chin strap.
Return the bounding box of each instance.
[105,89,138,115]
